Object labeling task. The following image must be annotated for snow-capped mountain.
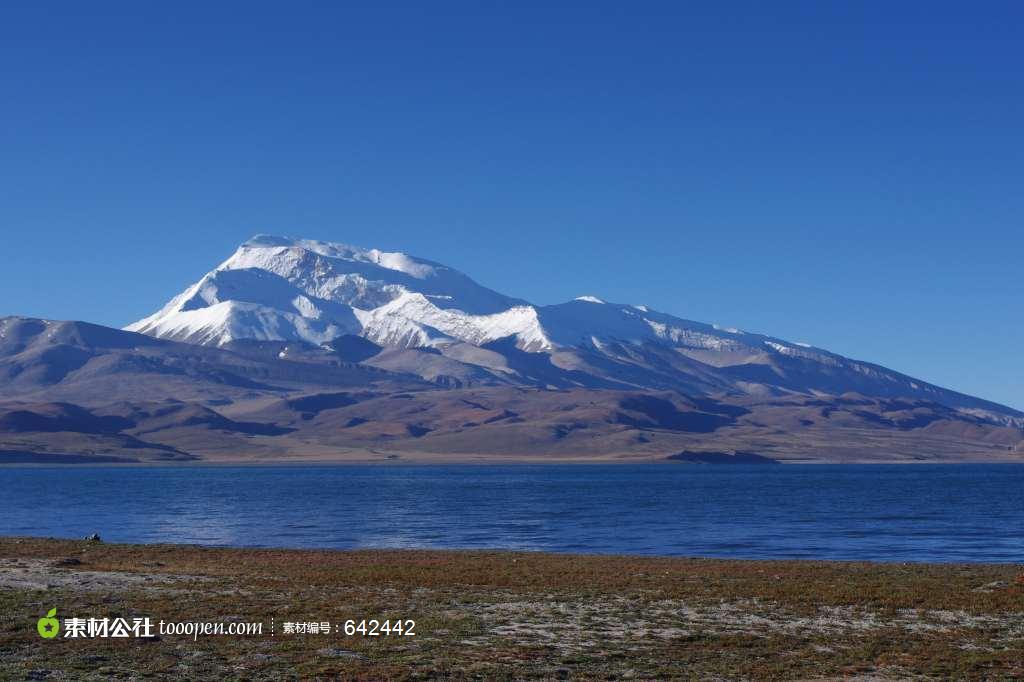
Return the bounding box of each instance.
[127,235,525,347]
[127,235,1019,422]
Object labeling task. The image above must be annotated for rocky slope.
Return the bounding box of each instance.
[1,314,1021,463]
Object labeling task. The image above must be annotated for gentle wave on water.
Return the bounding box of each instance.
[2,464,1022,563]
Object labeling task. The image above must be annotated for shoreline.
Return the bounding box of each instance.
[2,537,1022,679]
[3,457,1024,467]
[4,534,1024,566]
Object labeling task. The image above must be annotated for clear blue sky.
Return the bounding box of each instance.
[1,2,1021,409]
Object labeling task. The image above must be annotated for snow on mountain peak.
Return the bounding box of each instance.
[116,232,1024,419]
[121,234,1023,419]
[128,235,798,357]
[236,235,439,279]
[128,235,532,349]
[354,292,551,351]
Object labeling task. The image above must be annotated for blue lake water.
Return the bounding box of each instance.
[2,464,1022,563]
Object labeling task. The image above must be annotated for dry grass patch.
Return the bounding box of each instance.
[1,537,1022,679]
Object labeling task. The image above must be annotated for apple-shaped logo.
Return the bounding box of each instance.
[37,608,59,639]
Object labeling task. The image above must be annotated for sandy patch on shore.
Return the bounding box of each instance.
[0,558,210,593]
[446,593,1024,652]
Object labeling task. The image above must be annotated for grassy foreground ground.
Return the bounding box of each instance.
[1,538,1022,680]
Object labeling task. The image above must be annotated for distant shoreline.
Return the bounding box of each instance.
[2,455,1023,466]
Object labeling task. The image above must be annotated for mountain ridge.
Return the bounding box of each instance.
[1,314,1021,464]
[124,235,1020,423]
[2,235,1021,464]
